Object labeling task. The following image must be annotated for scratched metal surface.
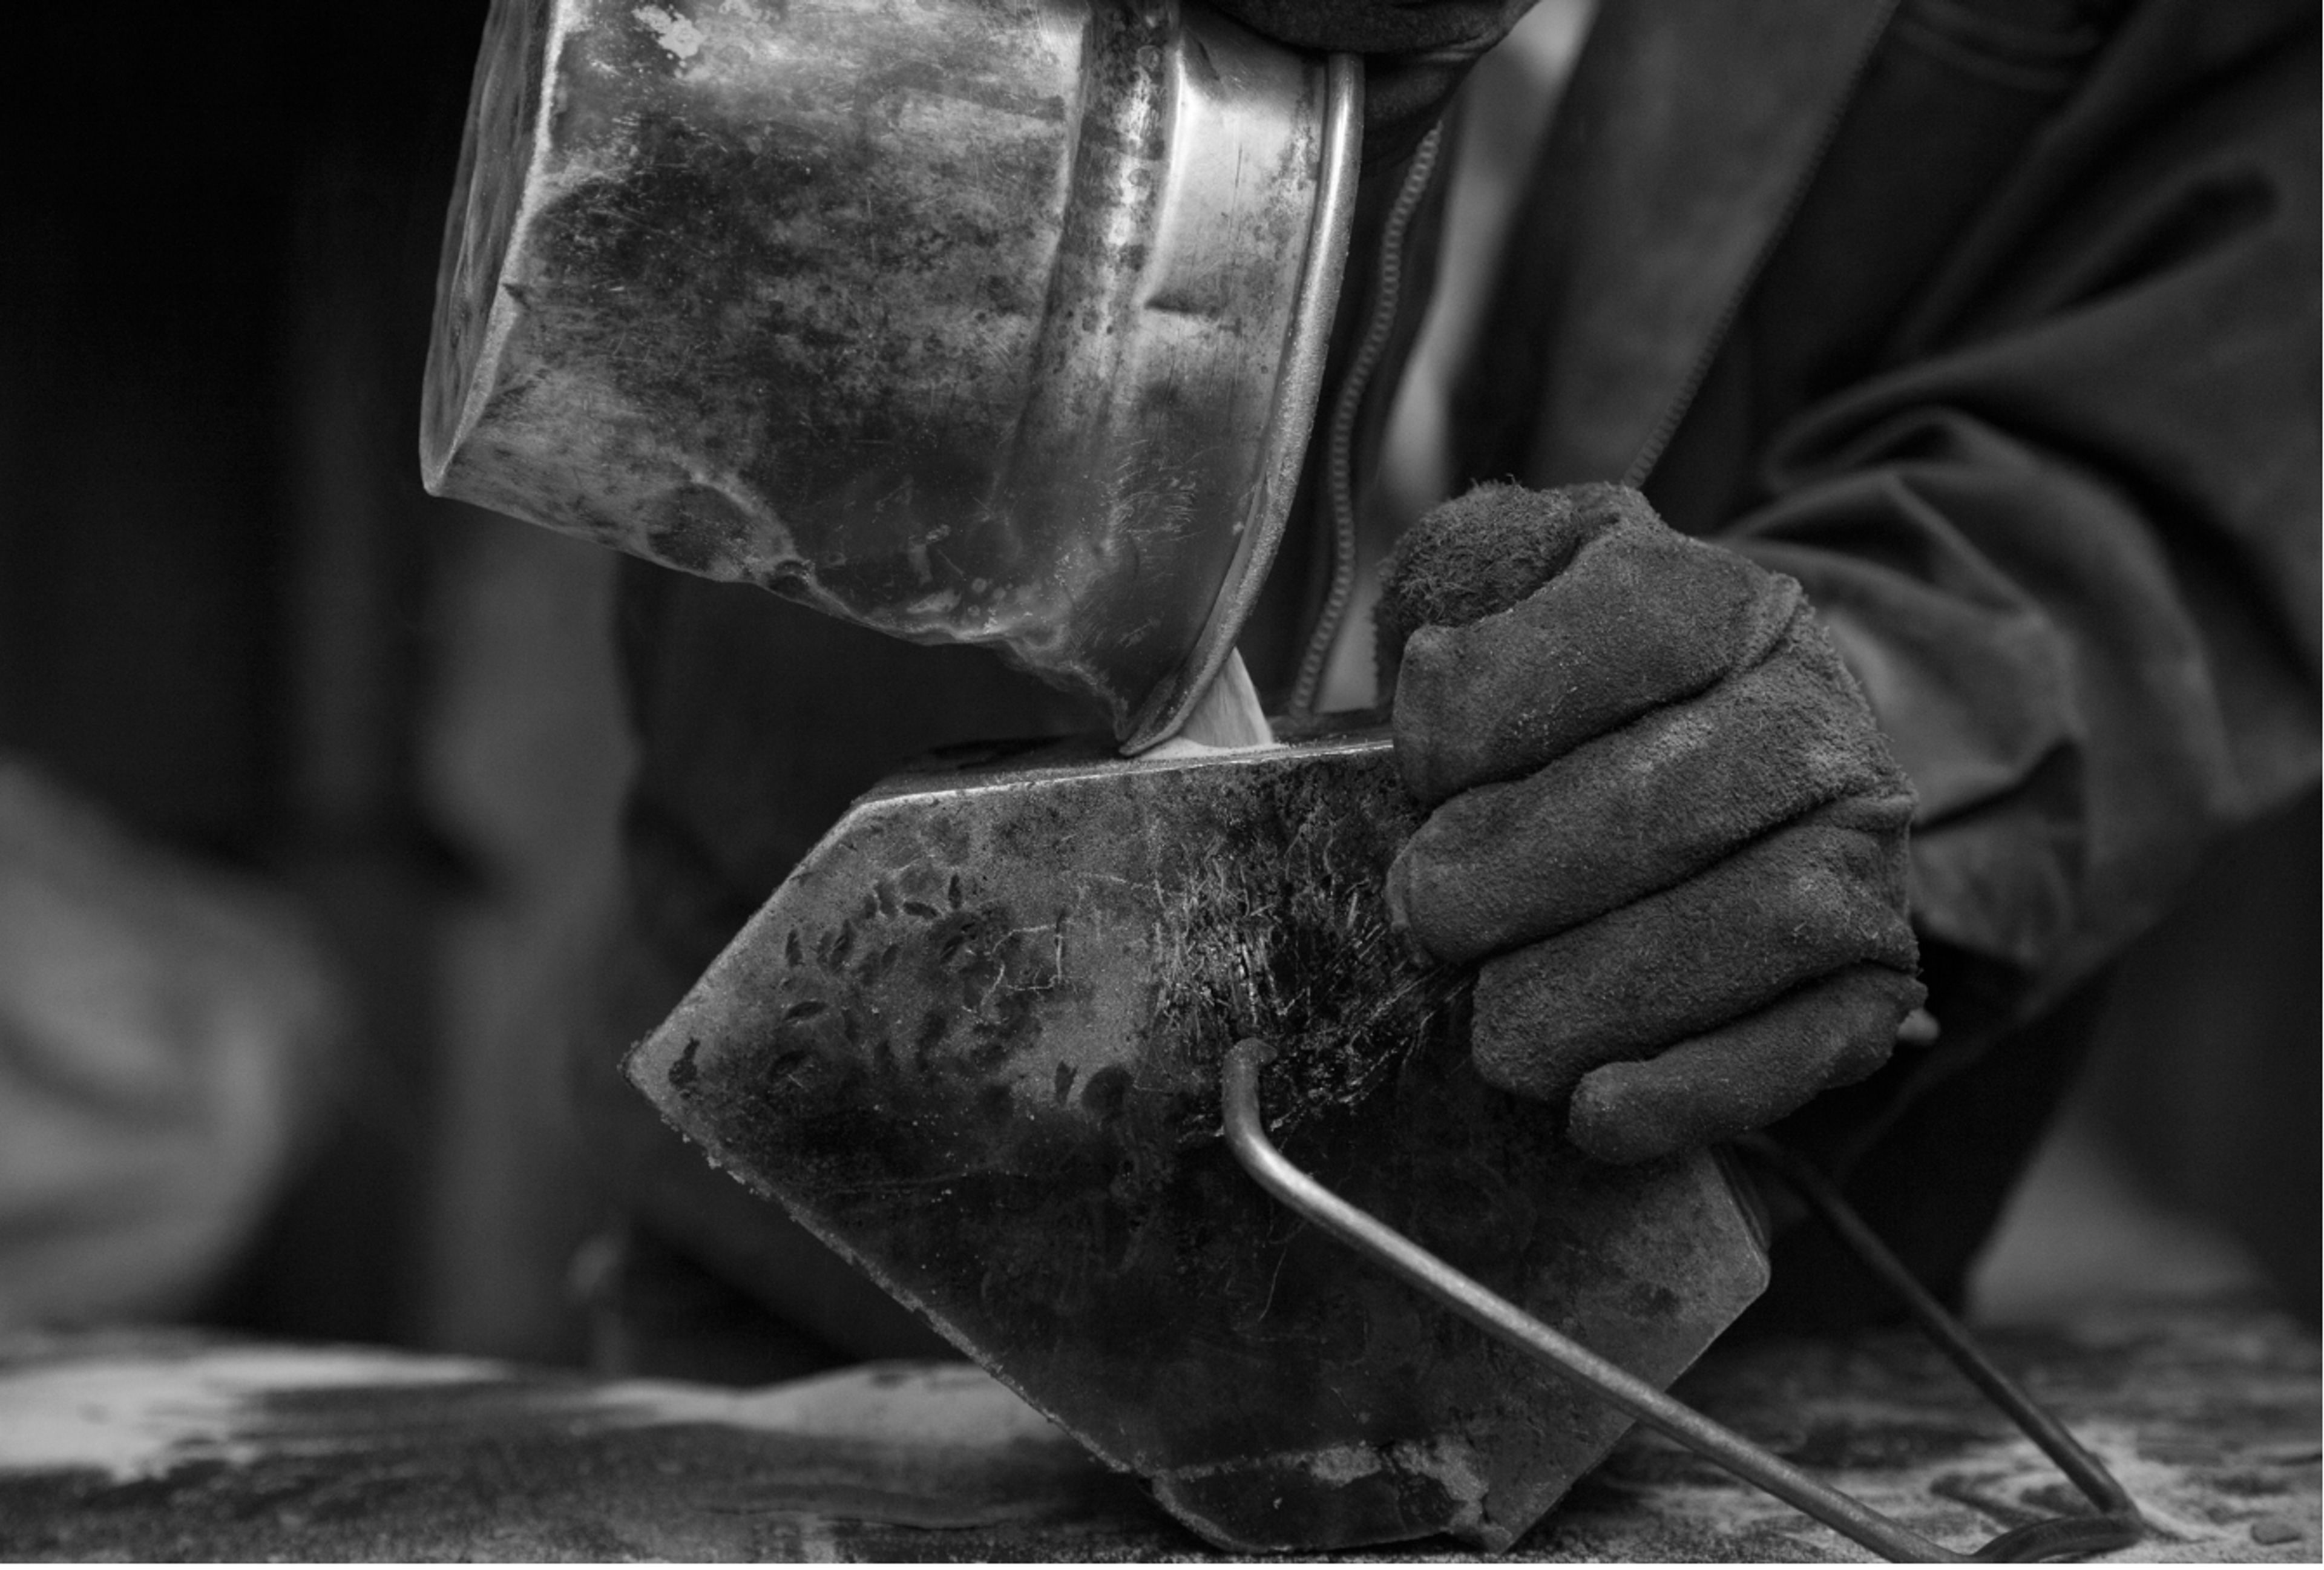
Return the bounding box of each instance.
[0,1306,2313,1561]
[626,731,1768,1552]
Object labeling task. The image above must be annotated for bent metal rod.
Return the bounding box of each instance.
[1219,1040,2144,1563]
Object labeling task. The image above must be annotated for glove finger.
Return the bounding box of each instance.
[1374,483,1613,654]
[1468,810,1915,1101]
[1390,605,1909,964]
[1394,510,1798,806]
[1566,964,1925,1164]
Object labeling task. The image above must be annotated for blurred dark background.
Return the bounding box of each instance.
[2,2,624,1358]
[0,2,2311,1364]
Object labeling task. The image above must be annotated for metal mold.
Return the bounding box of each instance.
[624,732,1770,1552]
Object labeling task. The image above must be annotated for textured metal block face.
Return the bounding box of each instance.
[626,731,1768,1552]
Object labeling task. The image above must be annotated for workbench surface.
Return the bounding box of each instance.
[2,1304,2313,1562]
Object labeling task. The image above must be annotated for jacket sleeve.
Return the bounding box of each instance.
[1718,11,2318,1030]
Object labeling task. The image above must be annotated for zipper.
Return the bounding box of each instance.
[1622,0,1902,490]
[1287,123,1448,718]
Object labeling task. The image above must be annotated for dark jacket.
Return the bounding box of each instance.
[594,0,2319,1347]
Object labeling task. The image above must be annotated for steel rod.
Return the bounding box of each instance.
[1730,1135,2146,1561]
[1223,1041,2152,1561]
[1221,1040,1961,1562]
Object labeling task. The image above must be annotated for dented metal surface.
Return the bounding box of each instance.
[624,731,1771,1552]
[421,0,1357,747]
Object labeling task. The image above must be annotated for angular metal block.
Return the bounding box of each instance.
[626,728,1768,1552]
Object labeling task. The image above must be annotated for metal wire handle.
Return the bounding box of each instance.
[1220,1040,2145,1562]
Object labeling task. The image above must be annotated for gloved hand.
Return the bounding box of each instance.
[1203,0,1543,165]
[1376,482,1925,1164]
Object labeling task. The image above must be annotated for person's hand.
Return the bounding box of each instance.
[0,763,341,1324]
[1376,482,1925,1163]
[1204,0,1543,165]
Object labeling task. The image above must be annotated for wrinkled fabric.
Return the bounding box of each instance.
[1444,0,2317,1306]
[1460,0,2319,1049]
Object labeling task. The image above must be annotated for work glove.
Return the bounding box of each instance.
[1203,0,1543,165]
[1376,482,1925,1164]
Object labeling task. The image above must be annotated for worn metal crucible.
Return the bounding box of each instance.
[625,732,1770,1552]
[421,0,1357,749]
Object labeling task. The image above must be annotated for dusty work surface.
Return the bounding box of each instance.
[1,1304,2313,1562]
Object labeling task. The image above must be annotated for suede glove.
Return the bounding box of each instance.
[1203,0,1543,165]
[1376,482,1926,1163]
